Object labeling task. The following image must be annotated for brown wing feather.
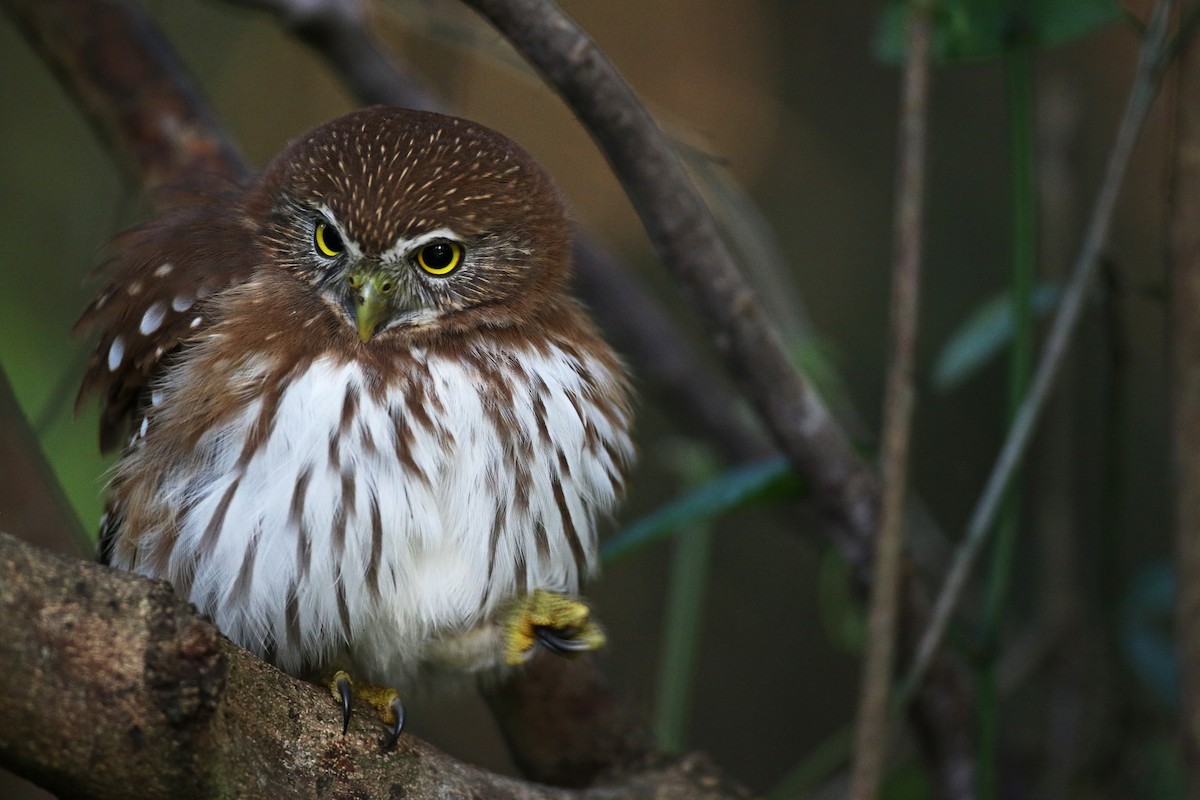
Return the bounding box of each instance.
[76,187,260,452]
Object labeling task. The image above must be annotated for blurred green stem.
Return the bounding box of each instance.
[653,520,714,751]
[976,40,1036,800]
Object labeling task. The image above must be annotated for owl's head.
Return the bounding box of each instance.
[77,108,581,450]
[246,107,573,341]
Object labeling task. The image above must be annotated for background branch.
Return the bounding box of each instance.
[460,0,881,554]
[1,0,243,191]
[849,4,933,796]
[0,369,89,557]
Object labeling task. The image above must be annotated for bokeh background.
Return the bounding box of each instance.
[0,1,1178,797]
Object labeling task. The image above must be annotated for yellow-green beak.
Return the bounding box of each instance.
[349,271,394,343]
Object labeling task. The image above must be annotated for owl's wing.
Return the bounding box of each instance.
[76,188,259,453]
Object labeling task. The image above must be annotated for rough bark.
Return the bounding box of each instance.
[0,533,746,800]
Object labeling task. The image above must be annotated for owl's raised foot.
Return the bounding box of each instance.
[503,589,606,666]
[328,670,406,749]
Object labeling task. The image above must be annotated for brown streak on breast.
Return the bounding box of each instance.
[229,524,262,608]
[199,476,241,555]
[290,465,313,579]
[366,488,383,599]
[552,476,586,581]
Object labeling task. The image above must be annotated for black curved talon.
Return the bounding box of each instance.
[383,696,406,750]
[336,673,354,735]
[535,626,589,655]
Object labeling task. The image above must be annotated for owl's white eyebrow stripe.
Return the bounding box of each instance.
[382,228,462,261]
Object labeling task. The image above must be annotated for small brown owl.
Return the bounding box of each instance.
[77,107,634,744]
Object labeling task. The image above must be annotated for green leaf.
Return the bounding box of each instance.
[876,0,1124,64]
[932,284,1060,392]
[601,458,804,564]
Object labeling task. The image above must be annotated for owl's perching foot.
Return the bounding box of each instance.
[329,670,406,749]
[504,589,607,666]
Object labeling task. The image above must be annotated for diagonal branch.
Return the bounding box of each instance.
[459,0,880,556]
[0,533,746,800]
[1,0,245,191]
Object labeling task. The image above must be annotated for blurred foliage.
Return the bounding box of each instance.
[601,458,803,564]
[932,284,1061,391]
[876,0,1124,63]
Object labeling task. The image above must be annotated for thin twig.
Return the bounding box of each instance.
[902,0,1175,699]
[847,6,933,798]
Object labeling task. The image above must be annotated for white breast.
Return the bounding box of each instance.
[122,344,632,688]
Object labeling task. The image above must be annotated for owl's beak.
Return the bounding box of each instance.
[347,270,395,342]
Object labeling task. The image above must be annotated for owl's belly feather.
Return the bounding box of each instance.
[112,345,632,690]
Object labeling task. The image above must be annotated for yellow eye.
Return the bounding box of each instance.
[416,241,463,275]
[315,221,344,258]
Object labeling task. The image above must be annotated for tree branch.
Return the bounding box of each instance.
[1,0,244,191]
[0,368,89,557]
[0,533,745,800]
[459,0,880,559]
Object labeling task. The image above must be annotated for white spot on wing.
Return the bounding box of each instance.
[190,316,203,329]
[139,302,166,335]
[107,336,125,372]
[154,263,174,277]
[172,294,194,312]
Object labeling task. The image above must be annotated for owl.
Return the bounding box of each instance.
[77,107,635,744]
